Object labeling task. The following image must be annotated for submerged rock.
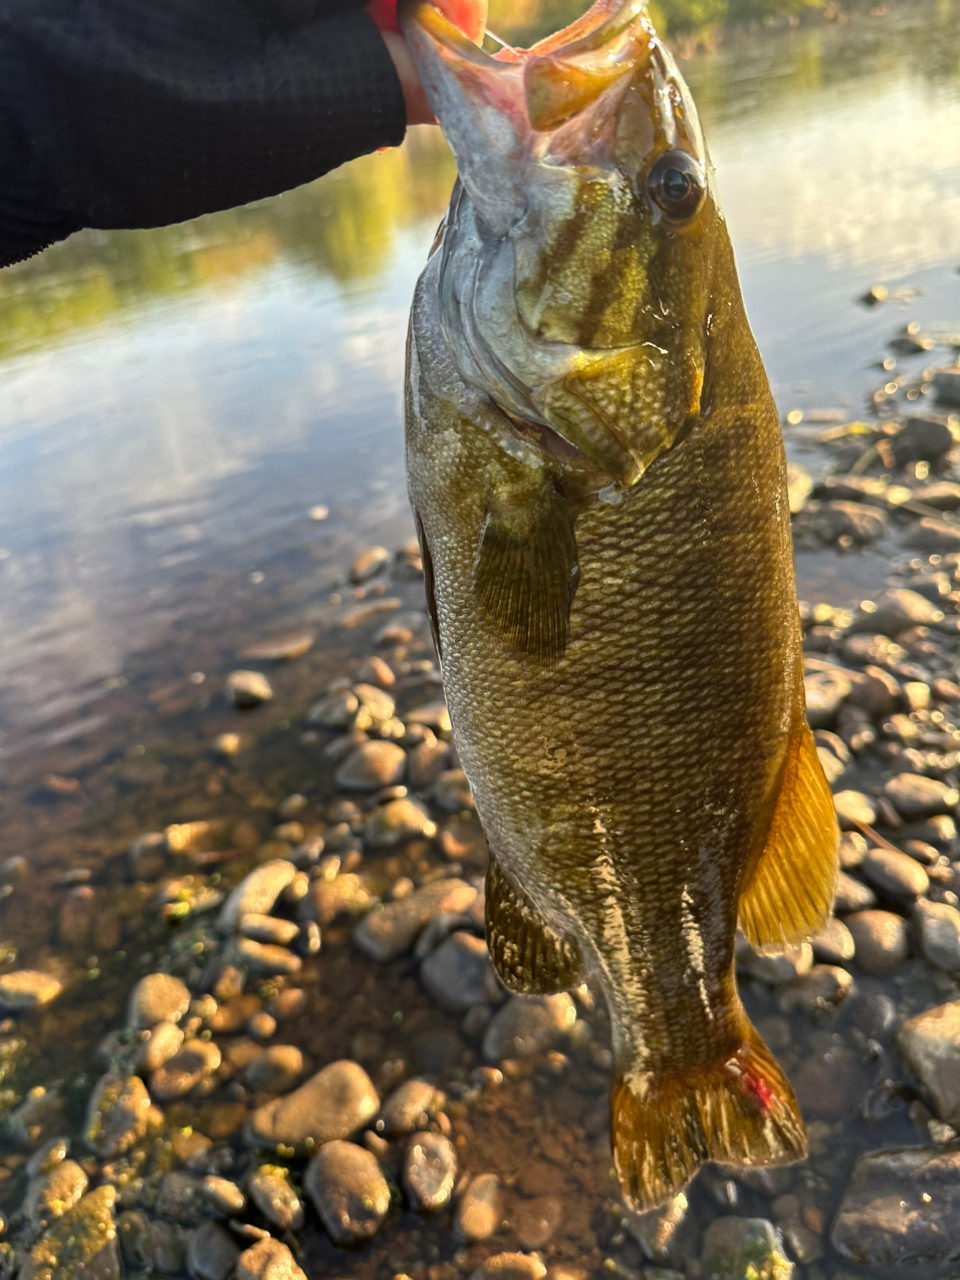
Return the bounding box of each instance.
[84,1074,151,1159]
[896,1000,960,1125]
[246,1060,379,1154]
[0,970,63,1011]
[304,1140,390,1245]
[700,1215,794,1280]
[236,1237,308,1280]
[482,994,576,1062]
[22,1185,119,1280]
[354,878,476,961]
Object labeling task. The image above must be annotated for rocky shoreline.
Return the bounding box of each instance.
[1,334,960,1278]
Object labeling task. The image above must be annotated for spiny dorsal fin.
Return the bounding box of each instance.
[738,719,840,950]
[473,482,578,665]
[486,858,583,995]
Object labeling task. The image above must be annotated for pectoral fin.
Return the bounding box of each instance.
[486,858,583,994]
[473,481,579,665]
[738,719,840,950]
[414,509,442,662]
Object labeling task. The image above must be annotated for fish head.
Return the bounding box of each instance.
[402,0,724,490]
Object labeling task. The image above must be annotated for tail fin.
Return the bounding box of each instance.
[612,1021,806,1211]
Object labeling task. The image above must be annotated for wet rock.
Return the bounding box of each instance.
[934,368,960,408]
[116,1210,153,1272]
[737,940,813,985]
[859,847,930,899]
[248,1166,304,1231]
[831,1147,960,1267]
[227,670,274,708]
[897,1000,960,1124]
[304,1140,390,1245]
[789,964,854,1013]
[307,689,359,728]
[377,1079,440,1136]
[834,872,877,914]
[350,545,390,583]
[187,1222,240,1280]
[850,589,945,636]
[896,413,959,464]
[8,1087,64,1150]
[351,682,396,730]
[127,973,190,1030]
[845,665,901,717]
[811,916,855,964]
[136,1020,185,1074]
[816,500,886,545]
[22,1185,119,1280]
[833,790,877,830]
[700,1215,794,1280]
[354,878,477,961]
[403,1131,457,1211]
[243,1045,304,1094]
[150,1039,222,1101]
[241,630,314,662]
[482,993,576,1062]
[455,1172,502,1242]
[469,1255,547,1280]
[623,1193,690,1261]
[914,480,960,509]
[514,1195,563,1249]
[850,990,898,1039]
[58,886,96,947]
[147,1219,186,1275]
[202,1175,246,1216]
[305,873,376,927]
[218,860,297,932]
[432,769,475,812]
[421,931,498,1013]
[364,797,437,848]
[406,733,451,789]
[155,1171,208,1225]
[231,938,302,978]
[786,462,812,513]
[239,914,299,946]
[914,900,960,971]
[804,661,853,728]
[84,1073,151,1159]
[24,1159,88,1228]
[846,910,910,973]
[904,518,960,553]
[883,773,958,819]
[236,1237,308,1280]
[246,1060,379,1154]
[0,970,63,1011]
[334,740,406,791]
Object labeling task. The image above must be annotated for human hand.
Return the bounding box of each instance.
[367,0,487,125]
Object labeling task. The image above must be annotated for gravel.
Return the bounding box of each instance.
[227,670,274,708]
[833,790,878,830]
[304,1140,391,1245]
[150,1039,221,1102]
[882,773,959,818]
[834,872,877,914]
[811,916,855,964]
[242,1045,304,1093]
[377,1079,440,1137]
[246,1060,379,1154]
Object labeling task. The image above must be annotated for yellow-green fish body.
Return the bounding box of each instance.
[401,0,839,1209]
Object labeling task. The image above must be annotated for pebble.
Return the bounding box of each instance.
[846,910,911,973]
[831,1147,960,1268]
[231,938,301,978]
[811,916,855,964]
[455,1173,502,1241]
[421,931,498,1012]
[354,878,477,961]
[897,414,958,463]
[377,1079,439,1136]
[155,1171,208,1225]
[851,588,944,636]
[904,518,960,552]
[355,655,395,688]
[845,664,901,717]
[883,772,959,818]
[243,1045,304,1093]
[514,1195,563,1249]
[896,1000,960,1125]
[227,670,274,708]
[469,1254,547,1280]
[236,1236,308,1280]
[364,797,437,848]
[786,462,812,513]
[403,1131,457,1211]
[238,914,300,947]
[700,1215,794,1280]
[834,871,877,913]
[246,1060,379,1153]
[0,970,63,1011]
[218,860,298,932]
[350,545,390,583]
[305,872,376,927]
[23,1158,88,1227]
[203,1174,247,1216]
[248,1166,305,1231]
[248,1011,278,1041]
[803,660,852,727]
[859,847,930,899]
[816,500,886,545]
[22,1185,119,1280]
[738,939,813,986]
[432,768,475,812]
[407,733,451,788]
[150,1039,222,1101]
[127,973,190,1030]
[241,630,314,663]
[84,1072,152,1158]
[914,899,960,971]
[307,688,359,728]
[334,740,406,791]
[482,994,576,1063]
[833,790,877,830]
[136,1019,185,1074]
[304,1140,390,1245]
[934,368,960,407]
[187,1221,241,1280]
[789,963,855,1013]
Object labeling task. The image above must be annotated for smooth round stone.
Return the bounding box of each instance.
[816,500,886,545]
[232,938,302,978]
[455,1173,502,1242]
[23,1159,88,1227]
[239,915,300,947]
[150,1039,222,1102]
[187,1221,240,1280]
[421,932,498,1013]
[305,873,376,927]
[432,769,475,812]
[846,664,902,717]
[859,848,930,899]
[227,670,274,708]
[904,518,960,552]
[406,734,451,789]
[804,661,852,728]
[355,656,395,688]
[136,1020,185,1074]
[469,1254,547,1280]
[850,991,898,1039]
[248,1166,304,1231]
[351,683,396,729]
[243,1045,304,1094]
[23,1186,119,1280]
[353,878,476,962]
[202,1175,246,1216]
[364,798,437,849]
[834,871,877,914]
[350,545,390,583]
[236,1237,308,1280]
[883,773,959,818]
[789,964,854,1013]
[0,969,63,1011]
[914,900,960,971]
[155,1171,208,1225]
[334,741,406,791]
[846,910,911,973]
[84,1072,152,1158]
[307,689,359,728]
[218,860,298,932]
[403,1131,457,1211]
[700,1216,793,1280]
[514,1195,563,1250]
[377,1079,439,1137]
[737,941,813,986]
[896,1000,960,1126]
[834,790,878,831]
[248,1011,278,1041]
[482,994,576,1063]
[851,588,944,636]
[811,917,856,965]
[304,1140,390,1245]
[246,1060,379,1154]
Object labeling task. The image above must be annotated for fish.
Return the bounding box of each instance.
[399,0,839,1210]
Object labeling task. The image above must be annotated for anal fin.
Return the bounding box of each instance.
[738,719,840,950]
[486,859,583,995]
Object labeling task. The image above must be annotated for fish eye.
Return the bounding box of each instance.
[647,150,704,221]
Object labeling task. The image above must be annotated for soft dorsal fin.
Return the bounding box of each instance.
[486,858,583,994]
[738,719,840,950]
[473,480,578,666]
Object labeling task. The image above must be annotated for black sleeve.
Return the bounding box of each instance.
[0,0,408,267]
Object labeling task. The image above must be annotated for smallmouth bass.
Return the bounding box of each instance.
[400,0,839,1209]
